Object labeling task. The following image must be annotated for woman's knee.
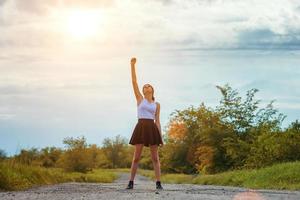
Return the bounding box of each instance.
[151,156,159,164]
[133,156,141,164]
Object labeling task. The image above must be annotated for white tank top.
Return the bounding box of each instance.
[137,98,157,119]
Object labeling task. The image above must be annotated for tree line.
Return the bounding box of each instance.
[1,84,300,174]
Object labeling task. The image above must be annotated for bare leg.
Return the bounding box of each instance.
[150,144,161,181]
[129,144,144,181]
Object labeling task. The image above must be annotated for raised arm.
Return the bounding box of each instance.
[131,57,143,104]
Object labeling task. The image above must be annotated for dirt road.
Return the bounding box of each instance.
[1,172,299,199]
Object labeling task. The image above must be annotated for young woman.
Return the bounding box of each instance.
[126,57,164,190]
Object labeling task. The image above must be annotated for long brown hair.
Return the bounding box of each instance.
[143,84,155,101]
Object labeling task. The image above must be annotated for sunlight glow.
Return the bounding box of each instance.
[66,10,102,39]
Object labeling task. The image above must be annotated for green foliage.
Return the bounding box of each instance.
[0,160,118,191]
[9,134,133,173]
[163,103,234,174]
[139,148,153,169]
[245,130,300,168]
[0,149,7,161]
[216,85,260,132]
[138,161,300,190]
[161,140,193,173]
[14,148,40,165]
[100,134,132,168]
[12,146,62,168]
[39,147,63,167]
[63,136,87,149]
[287,119,300,133]
[192,161,300,190]
[216,84,286,133]
[57,136,93,173]
[162,83,298,174]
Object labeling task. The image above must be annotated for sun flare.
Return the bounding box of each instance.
[66,10,101,39]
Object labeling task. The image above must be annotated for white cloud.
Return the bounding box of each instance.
[0,0,299,50]
[13,0,113,15]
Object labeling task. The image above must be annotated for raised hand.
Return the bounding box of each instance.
[131,57,136,65]
[130,57,143,103]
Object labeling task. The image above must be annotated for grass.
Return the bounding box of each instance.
[137,161,300,191]
[192,161,300,190]
[0,161,119,191]
[2,160,300,191]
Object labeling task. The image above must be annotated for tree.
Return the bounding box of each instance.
[286,119,300,133]
[101,135,131,168]
[162,83,291,173]
[14,148,39,165]
[57,136,93,172]
[0,149,7,161]
[39,147,63,167]
[215,83,286,169]
[163,103,232,174]
[216,84,286,134]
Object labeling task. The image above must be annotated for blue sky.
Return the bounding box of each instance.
[0,0,300,156]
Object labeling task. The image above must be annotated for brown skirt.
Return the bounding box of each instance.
[129,118,163,147]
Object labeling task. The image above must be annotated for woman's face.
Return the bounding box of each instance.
[143,84,153,95]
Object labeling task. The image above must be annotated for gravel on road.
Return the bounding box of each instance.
[1,172,299,200]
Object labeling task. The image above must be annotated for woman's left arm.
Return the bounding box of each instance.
[155,102,163,137]
[156,121,162,136]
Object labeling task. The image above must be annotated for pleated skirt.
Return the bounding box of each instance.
[129,118,163,147]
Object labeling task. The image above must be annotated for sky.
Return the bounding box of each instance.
[0,0,299,156]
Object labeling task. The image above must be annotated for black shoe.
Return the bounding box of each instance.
[126,180,134,189]
[156,181,163,190]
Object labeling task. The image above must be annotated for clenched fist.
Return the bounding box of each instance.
[131,57,136,65]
